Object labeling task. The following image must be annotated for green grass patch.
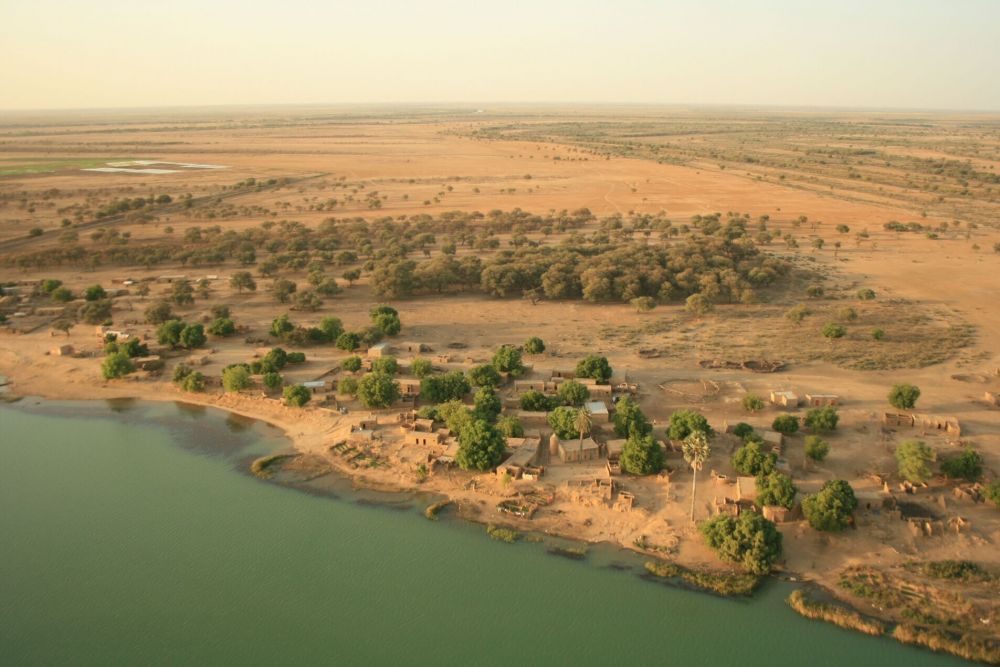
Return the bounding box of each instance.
[486,524,520,543]
[249,453,296,479]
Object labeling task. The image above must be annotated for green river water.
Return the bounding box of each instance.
[0,399,965,666]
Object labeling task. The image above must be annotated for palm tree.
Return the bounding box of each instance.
[682,430,711,523]
[575,406,592,453]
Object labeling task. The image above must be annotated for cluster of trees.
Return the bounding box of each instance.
[157,320,206,349]
[172,364,205,392]
[729,424,796,510]
[270,313,344,346]
[802,480,857,531]
[100,332,151,380]
[700,511,783,575]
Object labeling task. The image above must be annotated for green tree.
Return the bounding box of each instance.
[51,287,74,302]
[337,376,358,395]
[318,317,343,342]
[985,480,1000,508]
[668,409,712,440]
[181,371,205,392]
[940,447,983,482]
[547,406,583,439]
[84,284,107,301]
[519,390,555,412]
[222,365,252,392]
[700,512,782,575]
[558,380,590,407]
[230,271,257,293]
[496,415,524,438]
[294,290,323,312]
[420,371,469,403]
[473,387,502,423]
[620,432,664,475]
[467,364,502,388]
[263,347,289,370]
[771,414,799,435]
[456,419,506,471]
[804,435,830,463]
[732,441,777,476]
[804,406,839,434]
[156,319,185,347]
[171,279,194,306]
[283,384,311,407]
[682,431,711,522]
[612,397,652,438]
[79,299,112,325]
[371,356,398,376]
[888,384,921,410]
[342,269,361,286]
[742,393,764,413]
[207,317,236,336]
[756,472,797,509]
[575,354,612,383]
[492,345,525,377]
[732,423,755,440]
[370,305,402,336]
[822,323,846,339]
[178,323,206,349]
[262,372,284,392]
[271,279,297,303]
[341,355,362,373]
[270,314,295,338]
[101,352,135,380]
[336,331,361,351]
[144,300,173,325]
[357,372,400,408]
[685,293,714,316]
[895,439,935,483]
[802,480,857,531]
[524,336,545,354]
[410,358,433,378]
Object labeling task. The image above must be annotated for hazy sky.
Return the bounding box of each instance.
[1,0,998,111]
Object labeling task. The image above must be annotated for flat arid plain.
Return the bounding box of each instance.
[2,106,1000,660]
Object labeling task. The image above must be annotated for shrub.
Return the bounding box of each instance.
[940,447,982,482]
[337,376,358,395]
[575,354,612,383]
[895,440,935,483]
[101,352,135,379]
[804,435,830,462]
[771,414,799,435]
[804,406,838,433]
[742,393,764,413]
[700,512,783,575]
[871,328,885,341]
[888,384,920,410]
[283,384,311,407]
[341,355,362,373]
[667,409,712,440]
[732,441,777,476]
[822,323,846,339]
[357,373,400,408]
[802,480,857,531]
[222,365,252,392]
[524,336,545,354]
[286,352,306,364]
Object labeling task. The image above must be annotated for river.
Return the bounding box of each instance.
[0,399,964,665]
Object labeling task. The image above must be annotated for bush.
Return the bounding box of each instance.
[524,336,545,354]
[557,380,590,407]
[286,352,306,364]
[771,414,799,435]
[804,435,830,462]
[262,372,284,392]
[575,354,612,383]
[732,441,777,476]
[337,376,358,395]
[620,432,664,475]
[520,390,557,412]
[756,472,797,509]
[371,356,397,375]
[612,397,652,438]
[985,480,1000,508]
[895,440,935,483]
[802,480,857,531]
[804,406,838,433]
[667,409,712,440]
[547,406,585,439]
[742,393,764,413]
[732,422,755,440]
[181,371,205,392]
[410,358,433,378]
[700,512,783,575]
[888,383,920,410]
[283,384,311,407]
[940,447,982,482]
[222,365,252,392]
[871,328,885,341]
[335,331,361,351]
[357,372,400,408]
[84,285,107,301]
[101,352,135,379]
[341,355,362,373]
[822,323,846,339]
[492,344,525,377]
[857,288,876,300]
[467,364,501,388]
[207,317,236,336]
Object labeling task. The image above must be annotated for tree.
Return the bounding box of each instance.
[804,435,830,463]
[857,288,876,301]
[342,269,361,286]
[263,347,289,370]
[179,324,206,349]
[940,447,983,482]
[520,390,555,412]
[732,423,755,440]
[804,406,839,434]
[822,323,846,339]
[574,407,593,451]
[756,472,797,509]
[318,317,343,342]
[467,364,502,388]
[40,279,63,294]
[473,387,501,422]
[371,356,398,376]
[144,300,173,325]
[620,432,664,475]
[700,512,782,575]
[496,415,524,438]
[52,319,73,336]
[742,393,764,413]
[262,372,284,392]
[50,287,74,303]
[335,331,361,351]
[420,371,469,403]
[732,441,777,476]
[558,380,590,407]
[157,319,185,347]
[181,371,205,392]
[337,376,358,395]
[456,419,506,471]
[171,279,194,306]
[668,409,712,440]
[612,397,652,438]
[357,373,400,408]
[222,365,252,392]
[410,358,433,378]
[294,290,323,312]
[872,328,886,341]
[682,431,711,522]
[524,336,545,354]
[685,293,713,316]
[84,284,107,301]
[630,296,656,313]
[771,414,799,435]
[101,352,135,379]
[341,355,362,372]
[895,440,935,483]
[271,279,297,303]
[785,303,810,325]
[492,345,525,377]
[547,406,583,439]
[230,271,257,293]
[283,384,311,407]
[370,305,402,336]
[888,384,921,410]
[802,480,857,531]
[315,278,341,297]
[575,354,612,383]
[207,317,236,336]
[79,299,112,325]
